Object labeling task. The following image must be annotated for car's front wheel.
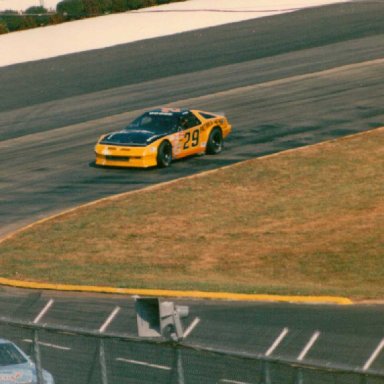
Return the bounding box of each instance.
[206,127,223,155]
[157,141,172,167]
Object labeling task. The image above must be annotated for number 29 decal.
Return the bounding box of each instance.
[183,129,200,150]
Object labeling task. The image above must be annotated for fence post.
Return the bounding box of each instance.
[294,367,304,384]
[170,347,185,384]
[176,347,185,384]
[33,329,44,384]
[359,373,368,384]
[99,339,108,384]
[259,360,271,384]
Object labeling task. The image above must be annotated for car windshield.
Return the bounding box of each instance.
[124,112,179,134]
[0,343,27,366]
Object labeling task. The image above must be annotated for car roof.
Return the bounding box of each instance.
[0,338,12,344]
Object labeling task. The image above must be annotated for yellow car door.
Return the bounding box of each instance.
[178,112,203,158]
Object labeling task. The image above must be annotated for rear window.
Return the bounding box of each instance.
[199,112,216,119]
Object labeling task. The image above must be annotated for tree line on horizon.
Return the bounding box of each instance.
[0,0,184,34]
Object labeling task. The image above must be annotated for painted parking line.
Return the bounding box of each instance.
[116,357,171,371]
[99,306,121,333]
[265,327,289,357]
[23,339,71,351]
[297,331,321,361]
[33,299,54,324]
[183,317,200,339]
[363,338,384,371]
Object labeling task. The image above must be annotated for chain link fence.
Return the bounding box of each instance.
[1,316,384,384]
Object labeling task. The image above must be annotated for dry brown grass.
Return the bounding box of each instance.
[1,128,383,298]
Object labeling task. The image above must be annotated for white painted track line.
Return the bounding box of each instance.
[363,338,384,371]
[297,331,320,361]
[99,306,121,333]
[265,327,289,357]
[116,357,171,371]
[33,299,54,324]
[221,379,252,384]
[23,339,71,351]
[183,317,200,339]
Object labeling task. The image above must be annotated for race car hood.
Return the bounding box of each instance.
[100,130,168,146]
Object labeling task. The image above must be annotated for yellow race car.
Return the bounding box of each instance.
[94,108,232,168]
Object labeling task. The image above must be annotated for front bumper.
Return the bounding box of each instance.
[94,144,157,168]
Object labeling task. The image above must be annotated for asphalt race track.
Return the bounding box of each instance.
[1,1,384,383]
[1,1,384,237]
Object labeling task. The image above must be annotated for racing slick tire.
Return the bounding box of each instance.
[157,141,173,167]
[206,127,223,155]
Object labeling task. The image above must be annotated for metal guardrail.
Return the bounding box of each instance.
[1,315,384,384]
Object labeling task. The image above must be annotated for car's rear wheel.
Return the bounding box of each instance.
[206,127,223,155]
[157,141,172,167]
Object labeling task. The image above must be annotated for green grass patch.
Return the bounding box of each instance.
[1,129,383,299]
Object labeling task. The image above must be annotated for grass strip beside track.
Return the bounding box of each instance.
[0,128,383,300]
